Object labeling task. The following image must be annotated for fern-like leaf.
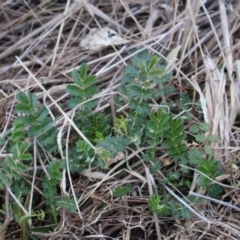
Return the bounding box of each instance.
[67,63,98,108]
[97,136,129,158]
[162,115,187,160]
[146,109,170,144]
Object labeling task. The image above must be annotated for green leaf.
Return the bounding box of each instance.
[204,145,213,155]
[71,63,89,86]
[68,64,98,109]
[146,109,170,141]
[128,85,152,100]
[19,153,32,161]
[16,92,29,105]
[71,69,80,85]
[131,50,149,67]
[199,122,211,132]
[129,99,150,115]
[167,171,180,181]
[11,142,30,159]
[16,92,38,113]
[149,55,160,70]
[139,61,148,76]
[189,124,199,134]
[97,148,110,161]
[66,84,83,96]
[207,134,218,143]
[113,184,131,197]
[125,65,138,78]
[0,171,11,189]
[187,149,204,165]
[15,104,32,114]
[79,63,88,80]
[97,136,129,158]
[148,195,169,216]
[85,75,97,87]
[148,69,164,76]
[76,140,92,153]
[180,207,190,219]
[197,159,222,189]
[195,134,206,143]
[56,197,77,213]
[207,184,223,198]
[29,93,38,109]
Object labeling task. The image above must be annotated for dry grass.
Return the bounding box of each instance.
[1,0,240,239]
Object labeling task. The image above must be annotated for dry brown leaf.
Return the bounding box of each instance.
[80,27,130,50]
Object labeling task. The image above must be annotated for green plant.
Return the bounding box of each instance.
[189,122,218,155]
[113,184,132,197]
[66,52,223,217]
[0,50,224,238]
[66,63,98,109]
[118,51,173,142]
[116,50,223,215]
[148,195,170,216]
[0,92,58,190]
[0,92,75,238]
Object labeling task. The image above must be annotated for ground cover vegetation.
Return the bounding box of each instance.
[0,0,240,239]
